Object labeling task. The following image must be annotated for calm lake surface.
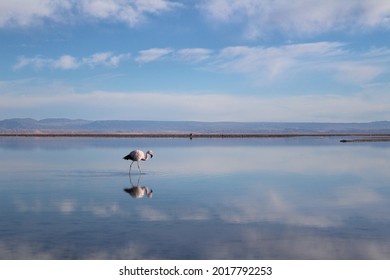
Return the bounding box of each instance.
[0,136,390,259]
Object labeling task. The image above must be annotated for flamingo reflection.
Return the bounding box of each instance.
[124,174,153,199]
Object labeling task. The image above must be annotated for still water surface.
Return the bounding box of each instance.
[0,137,389,259]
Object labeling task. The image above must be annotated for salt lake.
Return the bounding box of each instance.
[0,136,389,259]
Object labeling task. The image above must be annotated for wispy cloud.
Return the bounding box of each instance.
[53,55,79,70]
[0,0,181,28]
[1,87,389,122]
[135,47,214,63]
[12,43,390,89]
[14,52,131,70]
[14,47,213,69]
[135,48,173,63]
[175,48,213,62]
[0,0,72,27]
[200,0,390,39]
[212,42,388,85]
[81,52,132,67]
[79,0,181,26]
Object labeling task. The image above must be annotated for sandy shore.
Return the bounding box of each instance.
[1,133,390,139]
[340,137,390,143]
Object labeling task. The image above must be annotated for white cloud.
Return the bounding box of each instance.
[176,48,213,62]
[200,0,390,39]
[359,0,390,27]
[80,0,120,19]
[332,62,384,84]
[7,42,390,122]
[82,52,132,67]
[0,0,180,28]
[136,47,213,63]
[212,42,386,85]
[53,55,79,70]
[14,52,131,70]
[1,88,389,122]
[12,42,390,91]
[13,56,51,70]
[15,48,212,69]
[0,0,73,27]
[136,48,173,63]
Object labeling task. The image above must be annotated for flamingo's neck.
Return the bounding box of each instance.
[142,152,150,161]
[144,187,153,198]
[142,187,152,197]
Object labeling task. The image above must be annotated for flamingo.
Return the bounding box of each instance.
[124,186,153,199]
[124,173,153,199]
[123,149,153,174]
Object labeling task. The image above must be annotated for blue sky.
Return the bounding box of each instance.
[1,0,390,122]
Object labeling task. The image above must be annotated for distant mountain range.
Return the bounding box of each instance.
[1,118,390,134]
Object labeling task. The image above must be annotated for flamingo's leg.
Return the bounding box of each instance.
[137,161,142,173]
[129,161,134,174]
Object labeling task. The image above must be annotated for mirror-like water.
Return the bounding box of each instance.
[0,137,389,259]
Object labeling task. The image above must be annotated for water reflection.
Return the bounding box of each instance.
[124,174,153,199]
[0,137,390,259]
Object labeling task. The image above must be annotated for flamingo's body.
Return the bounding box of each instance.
[124,186,153,199]
[123,149,153,174]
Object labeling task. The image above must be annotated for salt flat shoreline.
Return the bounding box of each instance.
[1,132,390,140]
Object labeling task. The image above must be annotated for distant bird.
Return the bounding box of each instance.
[123,149,153,174]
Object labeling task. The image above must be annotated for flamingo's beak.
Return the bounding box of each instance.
[150,154,154,158]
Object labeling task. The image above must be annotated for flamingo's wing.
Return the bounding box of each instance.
[124,150,143,160]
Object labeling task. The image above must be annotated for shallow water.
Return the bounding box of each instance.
[0,136,390,259]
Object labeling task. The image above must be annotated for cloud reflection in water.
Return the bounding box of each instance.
[1,138,390,259]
